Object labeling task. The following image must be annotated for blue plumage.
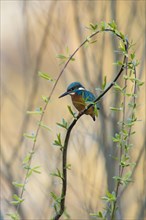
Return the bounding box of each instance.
[59,82,99,121]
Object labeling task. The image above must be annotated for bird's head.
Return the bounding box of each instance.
[59,82,85,98]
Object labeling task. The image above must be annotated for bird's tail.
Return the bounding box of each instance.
[92,115,96,121]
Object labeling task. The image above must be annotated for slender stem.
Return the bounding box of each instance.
[110,52,128,220]
[110,57,138,220]
[16,101,48,212]
[53,121,77,220]
[53,39,129,220]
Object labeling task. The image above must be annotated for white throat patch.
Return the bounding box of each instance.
[78,87,85,90]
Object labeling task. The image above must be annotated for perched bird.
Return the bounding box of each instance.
[59,82,99,121]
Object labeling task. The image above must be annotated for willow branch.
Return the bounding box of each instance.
[53,38,129,220]
[15,27,101,215]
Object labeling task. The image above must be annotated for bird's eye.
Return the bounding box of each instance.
[68,88,73,92]
[70,87,75,91]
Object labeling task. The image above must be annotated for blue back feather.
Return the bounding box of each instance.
[75,90,100,109]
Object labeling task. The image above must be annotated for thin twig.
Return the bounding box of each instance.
[110,54,138,220]
[110,43,129,220]
[53,38,129,220]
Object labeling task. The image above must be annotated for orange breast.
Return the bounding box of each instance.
[71,94,94,116]
[71,94,85,111]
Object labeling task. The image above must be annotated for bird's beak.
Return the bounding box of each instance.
[59,91,70,98]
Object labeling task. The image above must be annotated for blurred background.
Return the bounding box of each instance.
[1,1,145,219]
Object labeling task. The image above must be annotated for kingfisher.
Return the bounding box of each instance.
[59,82,99,121]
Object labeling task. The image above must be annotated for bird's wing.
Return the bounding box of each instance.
[82,90,100,109]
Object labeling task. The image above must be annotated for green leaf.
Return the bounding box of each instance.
[23,151,34,164]
[132,59,140,67]
[38,121,51,131]
[112,133,121,143]
[86,36,91,42]
[101,21,106,31]
[128,40,136,50]
[130,53,135,60]
[26,169,33,178]
[11,194,24,205]
[56,51,75,65]
[122,172,133,185]
[94,104,99,117]
[23,133,36,142]
[67,105,76,118]
[125,115,137,127]
[90,40,97,44]
[42,95,49,103]
[89,23,98,31]
[123,75,144,87]
[53,133,63,148]
[27,107,43,115]
[120,160,131,167]
[113,172,133,185]
[63,209,71,219]
[7,213,20,220]
[23,154,31,164]
[123,74,130,80]
[113,175,122,183]
[108,20,117,30]
[98,211,103,218]
[56,54,67,60]
[13,194,21,201]
[134,78,144,87]
[101,196,109,201]
[12,182,24,188]
[124,93,132,97]
[66,46,69,55]
[38,71,54,81]
[119,40,126,52]
[85,36,97,45]
[119,31,125,40]
[84,41,90,48]
[101,191,116,202]
[102,76,107,90]
[50,168,64,179]
[66,164,71,170]
[57,118,68,129]
[113,82,123,91]
[90,211,104,219]
[31,166,41,174]
[128,102,136,108]
[10,201,20,205]
[70,56,75,62]
[25,166,41,177]
[50,192,62,204]
[110,107,123,111]
[113,60,123,66]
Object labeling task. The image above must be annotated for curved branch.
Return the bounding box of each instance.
[53,37,129,220]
